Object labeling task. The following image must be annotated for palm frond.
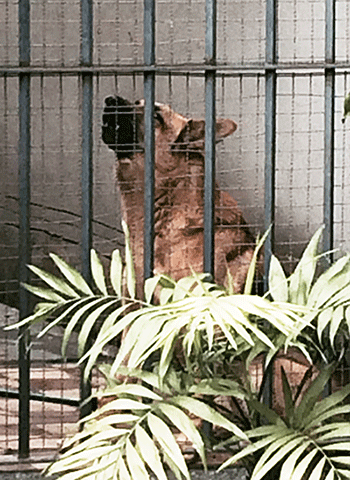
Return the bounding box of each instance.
[220,368,350,480]
[45,376,249,480]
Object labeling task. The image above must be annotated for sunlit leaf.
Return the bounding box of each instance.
[172,396,247,440]
[252,434,305,480]
[110,249,123,297]
[135,424,168,480]
[22,283,65,302]
[172,276,198,301]
[289,226,323,305]
[290,449,319,480]
[219,428,289,471]
[144,275,162,304]
[60,297,111,358]
[122,220,136,299]
[91,249,108,295]
[27,264,80,298]
[81,303,134,379]
[50,253,94,296]
[118,457,132,480]
[329,305,344,348]
[157,403,206,468]
[4,303,60,331]
[98,382,162,402]
[268,255,288,302]
[279,441,312,479]
[317,308,333,342]
[147,413,190,480]
[77,298,121,357]
[244,228,270,295]
[126,438,149,480]
[308,456,326,480]
[160,287,175,305]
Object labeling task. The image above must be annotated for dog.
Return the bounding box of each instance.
[102,96,256,295]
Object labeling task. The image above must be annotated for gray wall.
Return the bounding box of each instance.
[1,0,350,309]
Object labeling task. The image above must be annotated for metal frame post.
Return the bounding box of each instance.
[143,0,156,282]
[204,0,217,278]
[18,0,31,458]
[323,0,336,398]
[263,0,278,409]
[80,0,94,419]
[264,0,277,290]
[324,0,335,257]
[202,0,217,438]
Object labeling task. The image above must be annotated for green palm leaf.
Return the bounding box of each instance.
[21,283,65,302]
[76,298,120,357]
[60,297,111,358]
[125,438,149,480]
[252,434,305,480]
[4,303,61,330]
[268,254,289,302]
[122,220,136,299]
[134,424,168,480]
[280,441,313,479]
[172,395,248,440]
[27,264,80,298]
[110,248,123,297]
[147,413,190,480]
[288,226,323,305]
[244,228,270,295]
[157,403,207,468]
[91,249,108,295]
[50,253,94,296]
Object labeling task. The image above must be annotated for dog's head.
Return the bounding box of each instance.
[102,96,237,161]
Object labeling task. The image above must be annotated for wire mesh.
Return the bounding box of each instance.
[0,0,350,461]
[275,73,325,272]
[278,0,326,64]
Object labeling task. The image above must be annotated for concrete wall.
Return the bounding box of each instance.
[1,0,350,309]
[1,0,350,464]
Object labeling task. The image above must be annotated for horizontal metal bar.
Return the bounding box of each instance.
[0,388,80,407]
[2,358,80,367]
[0,62,349,77]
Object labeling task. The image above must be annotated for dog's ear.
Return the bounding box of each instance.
[172,118,237,152]
[216,118,237,138]
[102,96,138,158]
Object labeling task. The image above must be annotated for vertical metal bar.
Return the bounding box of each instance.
[204,0,216,277]
[143,0,155,282]
[263,0,277,409]
[264,74,276,286]
[324,0,335,257]
[202,0,217,439]
[81,77,93,284]
[323,0,336,399]
[80,0,93,419]
[264,0,277,290]
[81,0,93,67]
[18,0,31,458]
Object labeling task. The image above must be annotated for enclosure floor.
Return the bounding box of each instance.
[0,364,80,456]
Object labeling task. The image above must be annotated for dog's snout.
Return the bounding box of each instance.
[105,96,117,107]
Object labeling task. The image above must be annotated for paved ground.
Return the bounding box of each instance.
[0,469,248,479]
[0,364,81,455]
[0,303,83,457]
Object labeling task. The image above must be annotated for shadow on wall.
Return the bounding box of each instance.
[0,192,124,309]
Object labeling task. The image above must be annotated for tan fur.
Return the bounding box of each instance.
[106,99,256,295]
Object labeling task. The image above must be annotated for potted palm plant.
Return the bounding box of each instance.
[6,225,350,480]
